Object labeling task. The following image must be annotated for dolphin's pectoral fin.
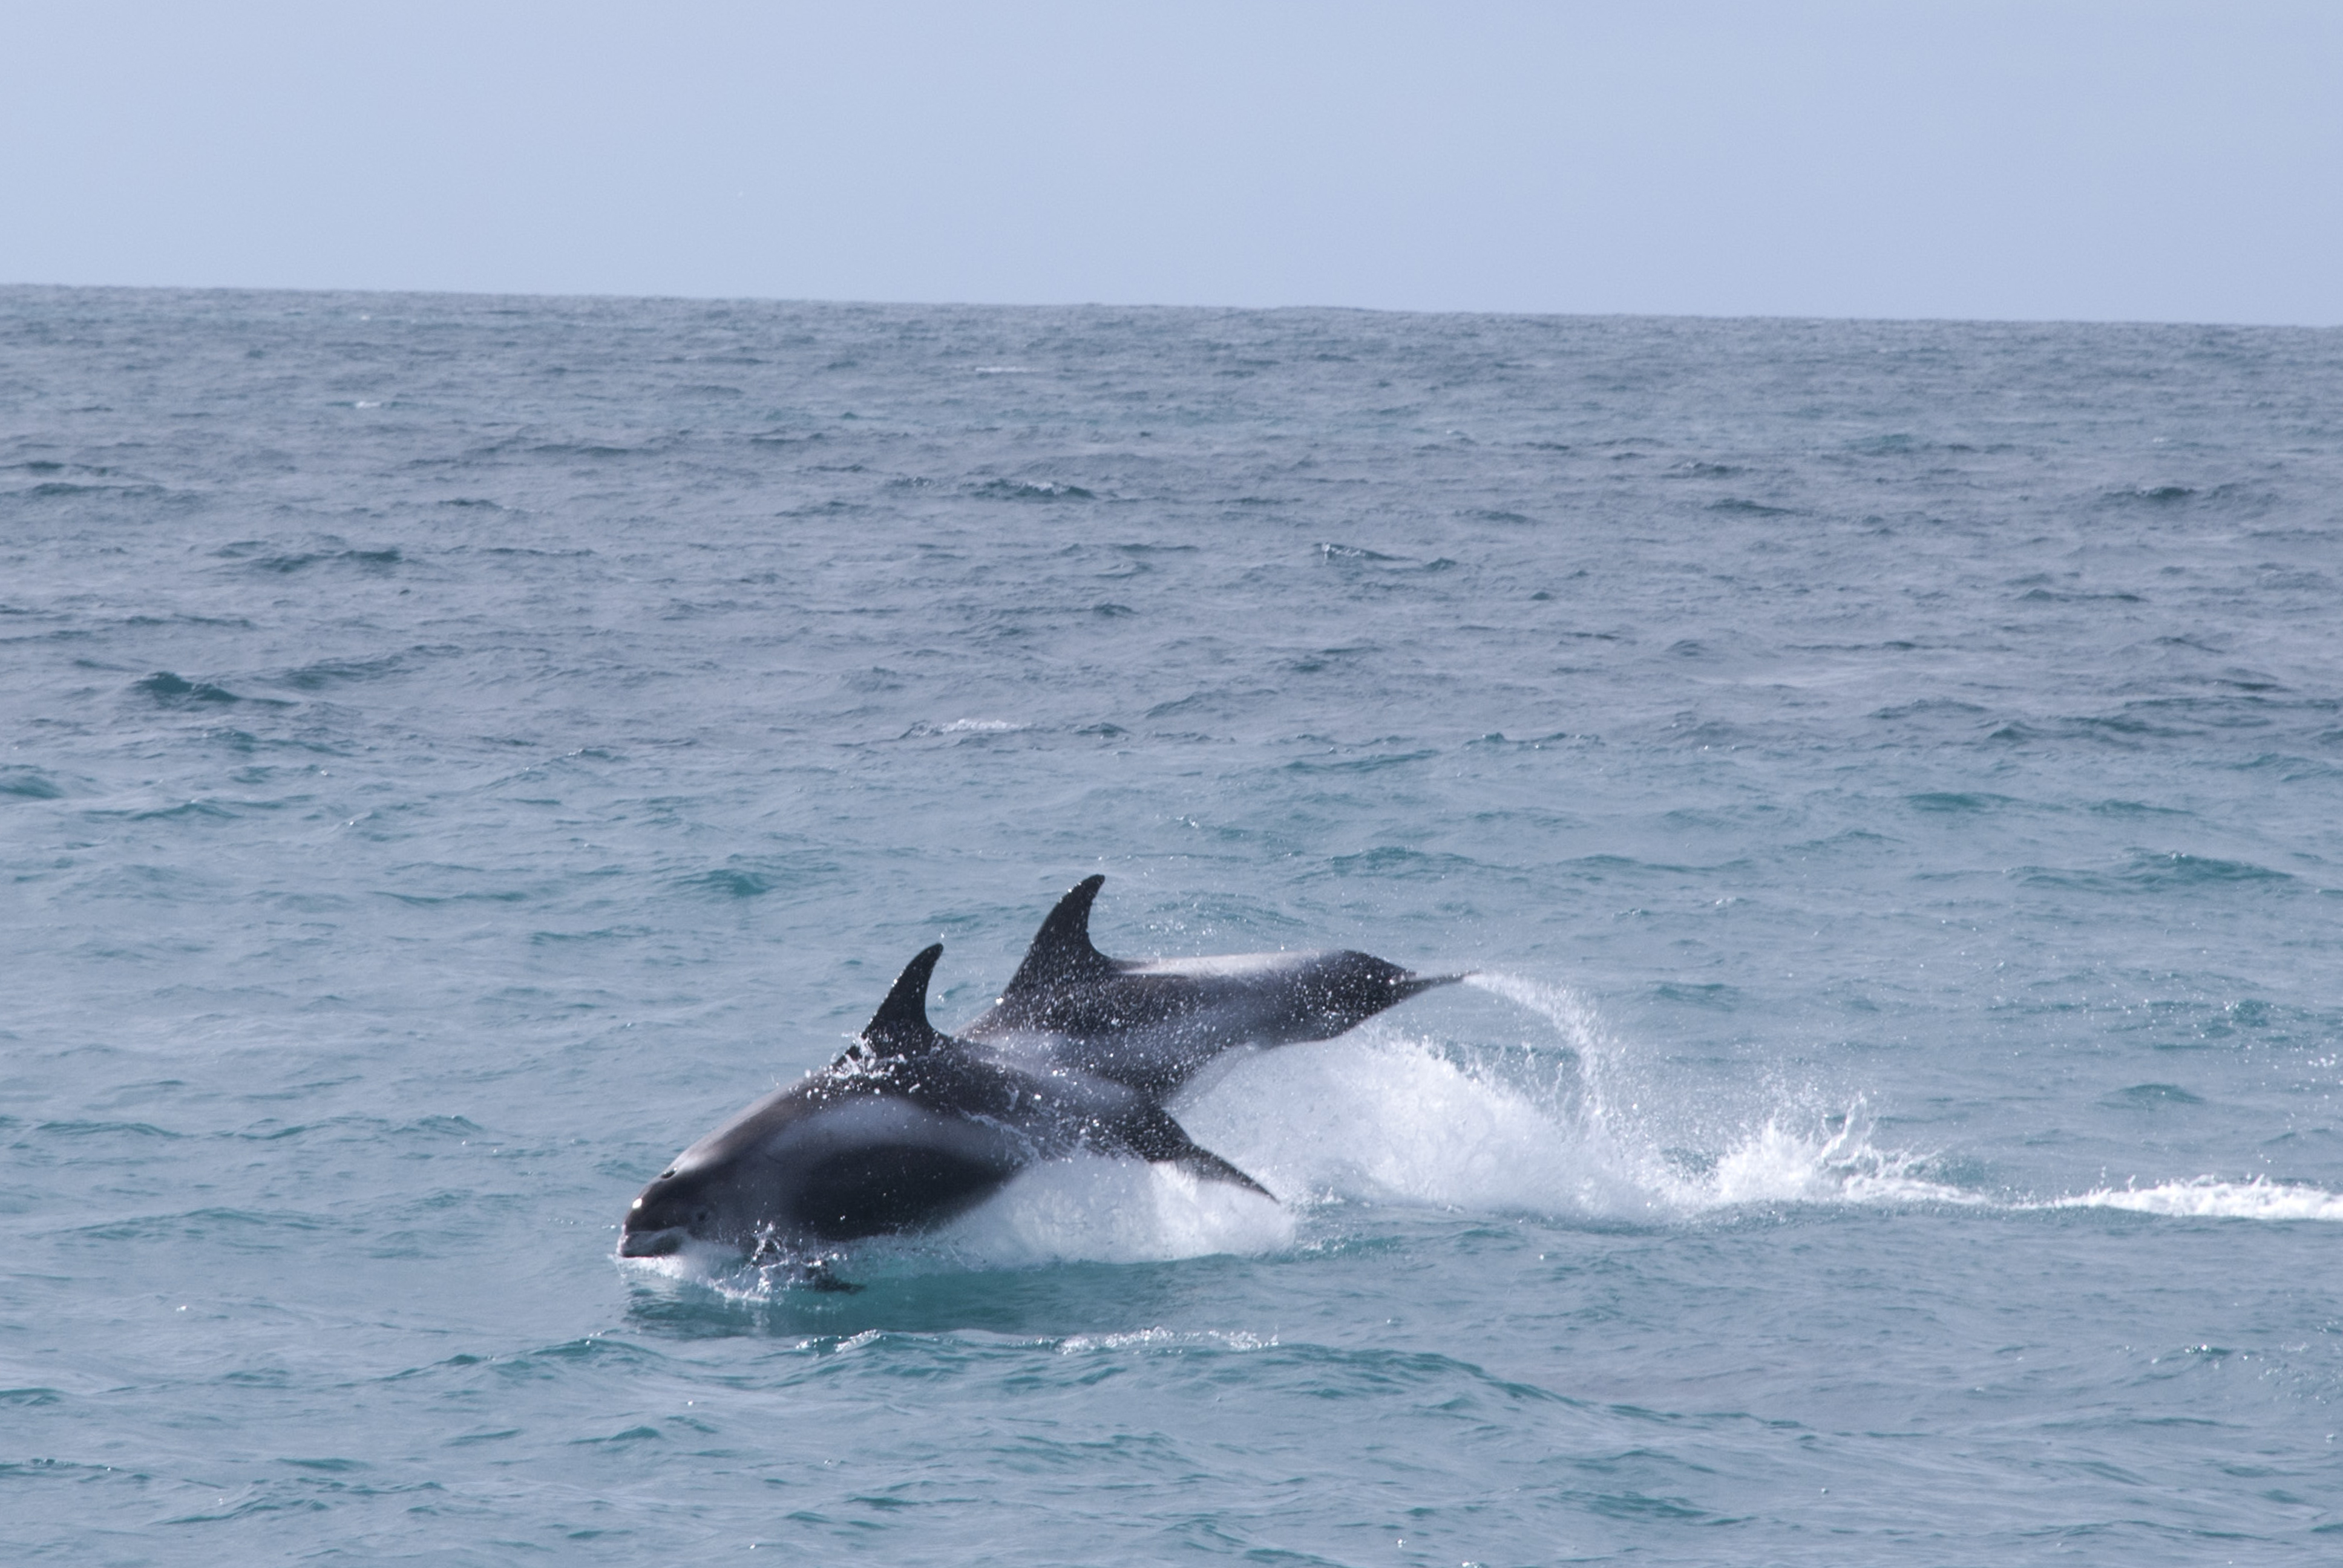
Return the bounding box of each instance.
[1104,1103,1276,1201]
[1167,1143,1275,1200]
[1002,874,1120,997]
[860,943,946,1059]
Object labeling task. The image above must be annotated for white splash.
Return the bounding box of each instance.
[615,1233,766,1289]
[936,1155,1294,1267]
[2048,1177,2343,1221]
[1055,1328,1278,1354]
[1695,1116,1982,1209]
[1462,971,1609,1056]
[1173,972,1976,1224]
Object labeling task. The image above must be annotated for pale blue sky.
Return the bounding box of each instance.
[5,1,2338,322]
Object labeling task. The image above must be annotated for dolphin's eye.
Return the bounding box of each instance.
[660,1169,677,1179]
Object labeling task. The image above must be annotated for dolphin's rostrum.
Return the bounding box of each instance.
[620,876,1458,1273]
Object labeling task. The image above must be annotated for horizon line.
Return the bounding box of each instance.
[4,279,2336,335]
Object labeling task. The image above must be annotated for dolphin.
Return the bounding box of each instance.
[962,875,1460,1097]
[618,944,1263,1267]
[619,878,1459,1275]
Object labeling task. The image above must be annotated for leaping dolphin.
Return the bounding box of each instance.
[619,942,1264,1267]
[963,874,1458,1097]
[619,877,1459,1273]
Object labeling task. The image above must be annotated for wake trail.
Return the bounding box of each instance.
[2043,1178,2343,1221]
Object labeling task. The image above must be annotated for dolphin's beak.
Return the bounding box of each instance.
[1394,972,1469,1001]
[619,1227,684,1258]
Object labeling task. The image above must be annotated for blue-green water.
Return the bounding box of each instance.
[4,287,2340,1563]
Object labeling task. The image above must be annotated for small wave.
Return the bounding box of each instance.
[277,653,415,690]
[18,480,168,499]
[1055,1327,1277,1354]
[2017,586,2143,604]
[214,542,402,573]
[2048,1178,2343,1221]
[2097,480,2273,515]
[1,768,66,800]
[135,671,241,705]
[1870,699,1988,724]
[1285,748,1438,776]
[1651,980,1740,1010]
[971,479,1092,501]
[902,718,1026,737]
[2102,1082,2204,1108]
[678,868,781,899]
[32,1119,185,1140]
[1905,789,2016,813]
[1323,846,1478,880]
[2122,851,2292,889]
[673,853,834,900]
[525,442,645,460]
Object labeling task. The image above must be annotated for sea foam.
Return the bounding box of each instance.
[2046,1177,2343,1222]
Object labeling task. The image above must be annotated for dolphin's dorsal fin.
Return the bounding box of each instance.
[860,943,946,1057]
[1003,875,1118,997]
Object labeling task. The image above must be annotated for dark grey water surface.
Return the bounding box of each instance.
[4,287,2341,1563]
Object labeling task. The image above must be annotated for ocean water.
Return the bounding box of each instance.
[3,286,2340,1564]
